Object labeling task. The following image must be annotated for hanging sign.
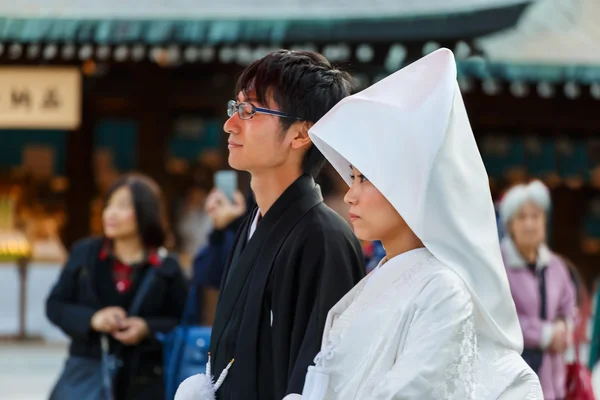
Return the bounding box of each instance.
[0,67,81,129]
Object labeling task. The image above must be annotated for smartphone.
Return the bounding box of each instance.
[214,170,238,202]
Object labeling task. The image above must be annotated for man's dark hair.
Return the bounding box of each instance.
[236,50,354,177]
[104,173,167,248]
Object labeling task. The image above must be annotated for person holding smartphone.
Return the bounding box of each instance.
[191,174,251,325]
[207,50,365,400]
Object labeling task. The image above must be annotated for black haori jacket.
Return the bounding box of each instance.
[209,174,365,400]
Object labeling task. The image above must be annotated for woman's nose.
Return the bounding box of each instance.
[344,184,357,205]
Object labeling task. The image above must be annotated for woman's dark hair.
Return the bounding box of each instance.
[236,49,354,178]
[104,173,167,248]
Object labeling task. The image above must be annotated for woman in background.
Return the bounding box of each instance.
[47,174,188,400]
[499,180,577,400]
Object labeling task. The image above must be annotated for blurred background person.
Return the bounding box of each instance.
[176,180,213,263]
[500,180,577,400]
[192,184,251,325]
[559,255,593,351]
[46,174,188,400]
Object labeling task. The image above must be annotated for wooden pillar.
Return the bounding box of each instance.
[63,77,95,248]
[135,67,169,181]
[135,68,175,245]
[137,104,169,183]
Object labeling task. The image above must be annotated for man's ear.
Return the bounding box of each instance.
[290,121,314,150]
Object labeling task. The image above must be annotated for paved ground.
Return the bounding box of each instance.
[0,264,65,342]
[0,342,67,400]
[1,341,600,399]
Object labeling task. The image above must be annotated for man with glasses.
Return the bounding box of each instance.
[209,50,365,400]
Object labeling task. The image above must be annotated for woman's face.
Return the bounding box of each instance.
[344,166,406,242]
[103,186,138,240]
[509,201,546,250]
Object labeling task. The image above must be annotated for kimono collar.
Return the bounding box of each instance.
[308,48,523,353]
[373,247,428,274]
[362,247,431,293]
[258,173,323,225]
[500,235,552,271]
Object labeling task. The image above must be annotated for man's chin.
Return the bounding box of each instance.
[227,155,247,172]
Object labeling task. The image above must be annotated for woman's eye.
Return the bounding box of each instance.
[350,174,367,183]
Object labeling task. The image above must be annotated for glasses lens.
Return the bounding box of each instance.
[239,102,254,120]
[227,100,236,117]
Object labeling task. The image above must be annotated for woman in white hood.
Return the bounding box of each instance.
[299,48,543,399]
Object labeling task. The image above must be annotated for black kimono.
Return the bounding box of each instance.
[210,174,365,400]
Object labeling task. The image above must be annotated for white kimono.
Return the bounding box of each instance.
[300,48,544,399]
[302,248,541,399]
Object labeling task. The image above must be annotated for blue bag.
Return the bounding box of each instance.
[157,286,212,400]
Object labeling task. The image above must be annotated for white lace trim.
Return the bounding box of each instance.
[434,313,478,399]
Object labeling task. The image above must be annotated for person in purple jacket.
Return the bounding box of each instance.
[499,180,577,400]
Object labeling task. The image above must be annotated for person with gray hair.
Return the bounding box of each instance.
[500,180,577,400]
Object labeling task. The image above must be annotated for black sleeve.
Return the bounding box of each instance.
[145,258,189,334]
[275,230,365,396]
[45,238,101,342]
